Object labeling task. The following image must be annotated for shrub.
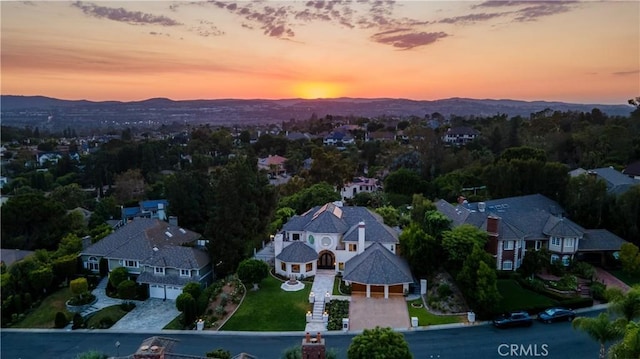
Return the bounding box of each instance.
[68,293,96,306]
[54,312,68,328]
[99,317,114,329]
[183,282,202,301]
[215,305,226,316]
[206,349,231,359]
[72,313,85,329]
[120,301,136,312]
[108,267,128,288]
[590,282,607,302]
[570,261,595,280]
[219,293,229,307]
[117,279,136,300]
[70,278,89,297]
[437,283,452,299]
[326,300,350,330]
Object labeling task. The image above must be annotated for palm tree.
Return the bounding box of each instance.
[608,285,640,322]
[572,312,626,359]
[608,321,640,359]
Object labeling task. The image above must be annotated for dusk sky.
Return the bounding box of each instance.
[1,1,638,104]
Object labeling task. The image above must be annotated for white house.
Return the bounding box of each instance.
[274,202,412,298]
[340,177,380,200]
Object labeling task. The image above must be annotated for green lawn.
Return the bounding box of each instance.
[406,299,463,326]
[497,279,557,313]
[13,287,73,328]
[610,270,640,286]
[220,276,312,331]
[333,276,341,295]
[85,305,129,329]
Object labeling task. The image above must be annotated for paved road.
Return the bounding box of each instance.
[1,311,603,359]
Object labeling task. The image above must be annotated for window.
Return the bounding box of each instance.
[390,245,395,253]
[349,243,357,252]
[502,260,513,271]
[550,254,560,263]
[551,237,561,246]
[562,255,571,266]
[535,241,542,250]
[305,263,313,272]
[503,241,514,250]
[154,267,165,275]
[292,264,300,273]
[564,238,574,247]
[338,262,345,271]
[281,262,286,271]
[180,269,190,277]
[125,260,138,268]
[87,257,99,272]
[292,233,300,241]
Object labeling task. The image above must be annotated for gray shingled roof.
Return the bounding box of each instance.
[579,229,627,251]
[436,194,585,241]
[543,216,584,237]
[343,243,413,285]
[136,271,201,286]
[282,204,398,243]
[276,242,318,263]
[80,218,208,269]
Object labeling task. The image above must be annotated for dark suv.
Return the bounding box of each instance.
[493,311,533,328]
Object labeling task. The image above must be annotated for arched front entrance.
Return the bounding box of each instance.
[317,251,335,270]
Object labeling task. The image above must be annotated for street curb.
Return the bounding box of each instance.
[1,303,609,336]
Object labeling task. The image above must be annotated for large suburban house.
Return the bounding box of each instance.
[274,202,412,298]
[442,127,480,146]
[257,155,287,177]
[569,167,640,195]
[80,218,211,300]
[340,177,380,201]
[436,194,627,271]
[323,131,355,147]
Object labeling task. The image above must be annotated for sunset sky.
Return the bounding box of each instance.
[1,1,638,104]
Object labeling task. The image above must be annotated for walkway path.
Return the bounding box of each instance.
[305,270,336,332]
[594,267,631,293]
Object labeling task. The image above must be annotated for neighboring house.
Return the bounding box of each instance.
[258,155,287,177]
[274,202,411,298]
[37,152,62,166]
[68,207,93,225]
[340,177,380,200]
[285,131,314,141]
[366,131,395,142]
[79,218,211,300]
[569,167,640,195]
[442,127,480,145]
[0,176,8,189]
[323,131,355,147]
[122,199,169,224]
[0,249,35,267]
[436,194,627,271]
[623,160,640,180]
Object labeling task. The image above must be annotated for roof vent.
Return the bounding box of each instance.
[153,246,159,252]
[140,345,150,351]
[478,202,486,212]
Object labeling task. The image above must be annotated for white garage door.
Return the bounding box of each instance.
[165,286,182,300]
[149,284,164,299]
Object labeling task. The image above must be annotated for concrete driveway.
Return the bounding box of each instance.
[109,298,180,331]
[348,295,410,331]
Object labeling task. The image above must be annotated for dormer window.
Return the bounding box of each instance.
[155,267,165,275]
[180,269,190,277]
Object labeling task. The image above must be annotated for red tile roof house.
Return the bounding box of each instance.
[257,155,288,177]
[80,218,211,300]
[436,194,627,270]
[274,202,412,298]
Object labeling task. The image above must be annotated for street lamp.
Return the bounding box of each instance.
[115,341,120,356]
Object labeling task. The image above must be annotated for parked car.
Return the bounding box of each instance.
[537,307,576,323]
[493,311,533,328]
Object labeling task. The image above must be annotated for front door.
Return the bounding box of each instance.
[317,251,335,269]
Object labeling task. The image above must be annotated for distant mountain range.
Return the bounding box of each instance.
[0,95,634,130]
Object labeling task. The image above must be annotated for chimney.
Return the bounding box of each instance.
[157,203,167,221]
[301,333,326,359]
[487,216,499,235]
[358,221,365,254]
[478,202,486,212]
